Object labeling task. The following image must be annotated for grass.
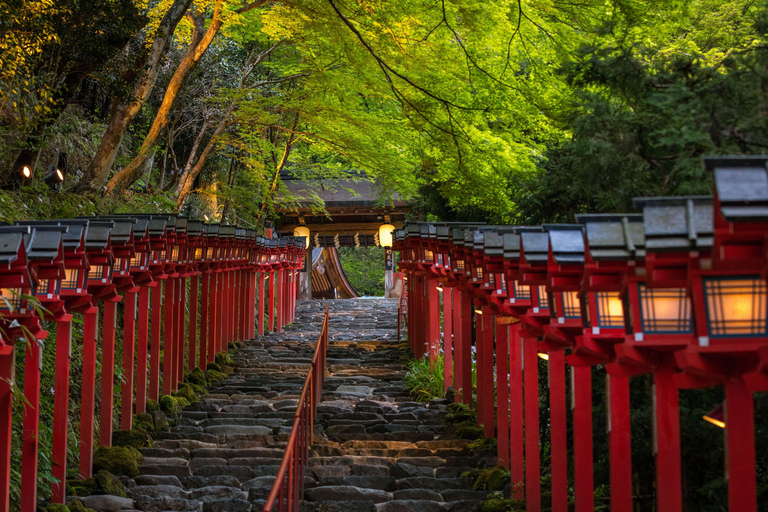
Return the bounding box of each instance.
[404,354,445,402]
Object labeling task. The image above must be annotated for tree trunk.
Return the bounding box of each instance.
[78,0,194,192]
[104,2,225,197]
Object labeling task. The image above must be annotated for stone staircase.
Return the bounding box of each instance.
[121,299,491,512]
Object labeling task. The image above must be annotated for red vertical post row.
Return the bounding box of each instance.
[250,270,257,338]
[480,308,495,437]
[443,288,453,390]
[0,345,13,512]
[460,293,473,405]
[495,321,509,468]
[275,269,284,332]
[51,317,72,504]
[100,300,118,447]
[79,307,98,478]
[121,290,137,431]
[258,272,265,336]
[654,367,681,512]
[162,278,175,395]
[268,271,275,332]
[200,273,209,366]
[410,276,419,355]
[508,324,524,497]
[725,376,756,512]
[216,272,224,354]
[176,277,186,385]
[189,275,198,370]
[549,351,568,512]
[452,290,464,403]
[523,337,541,512]
[149,284,162,401]
[135,286,150,413]
[573,365,594,512]
[20,336,42,512]
[428,280,439,364]
[208,273,217,363]
[608,373,633,512]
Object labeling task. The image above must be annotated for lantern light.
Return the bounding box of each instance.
[474,308,483,315]
[436,285,444,292]
[294,226,310,247]
[21,165,31,178]
[703,402,725,428]
[538,352,550,361]
[703,277,767,337]
[379,223,395,248]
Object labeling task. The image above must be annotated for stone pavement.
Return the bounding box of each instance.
[118,299,490,512]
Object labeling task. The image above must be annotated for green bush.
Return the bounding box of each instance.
[404,354,445,402]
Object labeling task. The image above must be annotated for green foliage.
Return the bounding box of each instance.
[467,436,498,454]
[478,498,525,512]
[337,246,386,296]
[455,424,484,441]
[403,355,445,402]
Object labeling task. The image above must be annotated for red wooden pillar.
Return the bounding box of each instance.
[250,270,257,338]
[162,278,175,395]
[237,271,245,340]
[460,292,473,405]
[208,273,217,362]
[549,350,568,512]
[79,307,98,478]
[495,321,509,468]
[443,288,453,390]
[410,276,419,355]
[258,272,265,336]
[479,308,495,437]
[20,336,42,512]
[212,273,220,355]
[149,284,162,401]
[654,366,681,512]
[268,271,275,332]
[608,373,633,512]
[725,376,757,512]
[523,336,541,512]
[508,324,524,497]
[200,273,209,365]
[51,317,72,504]
[189,275,199,370]
[223,272,230,345]
[452,290,464,402]
[176,277,186,385]
[573,365,594,512]
[276,270,283,333]
[0,345,13,512]
[428,280,440,364]
[100,300,118,447]
[120,290,137,431]
[135,286,150,413]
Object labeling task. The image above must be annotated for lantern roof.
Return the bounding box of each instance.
[23,226,67,261]
[483,231,505,257]
[0,225,30,265]
[520,231,550,263]
[175,217,188,235]
[16,220,87,253]
[543,224,585,264]
[146,218,167,238]
[632,197,713,252]
[84,221,114,250]
[703,156,768,221]
[503,233,522,259]
[575,214,645,260]
[105,219,134,246]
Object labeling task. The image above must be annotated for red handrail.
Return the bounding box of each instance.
[263,304,329,512]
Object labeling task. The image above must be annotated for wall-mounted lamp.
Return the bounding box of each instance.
[538,352,550,361]
[703,402,725,428]
[436,286,444,292]
[474,308,483,315]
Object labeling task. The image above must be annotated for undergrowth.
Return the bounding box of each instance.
[403,354,445,402]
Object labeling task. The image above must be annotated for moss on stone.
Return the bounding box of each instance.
[474,466,510,492]
[455,423,484,440]
[478,498,514,512]
[207,370,227,383]
[174,384,199,403]
[94,470,127,497]
[134,412,154,432]
[468,435,498,453]
[206,362,222,372]
[187,367,208,386]
[92,446,142,477]
[46,503,70,512]
[159,395,181,417]
[66,478,97,497]
[145,399,160,414]
[189,383,207,396]
[112,429,153,449]
[215,352,233,366]
[66,499,88,512]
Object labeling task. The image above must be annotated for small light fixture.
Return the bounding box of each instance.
[436,286,443,292]
[44,167,64,189]
[474,308,483,315]
[21,165,31,178]
[294,226,310,247]
[203,214,209,221]
[703,402,725,428]
[538,352,549,361]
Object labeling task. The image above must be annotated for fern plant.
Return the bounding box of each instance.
[404,354,445,402]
